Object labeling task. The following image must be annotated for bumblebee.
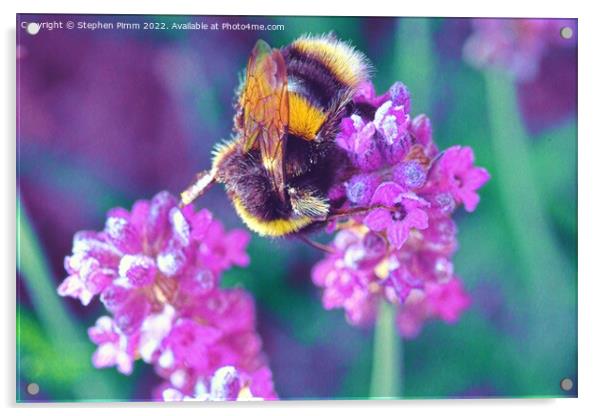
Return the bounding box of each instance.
[181,34,372,237]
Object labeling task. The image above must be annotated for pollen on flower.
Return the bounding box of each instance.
[312,81,489,337]
[57,191,277,400]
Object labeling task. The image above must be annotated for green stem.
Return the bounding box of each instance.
[17,202,80,344]
[369,301,402,399]
[484,72,576,385]
[17,196,118,400]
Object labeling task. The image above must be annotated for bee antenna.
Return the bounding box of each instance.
[427,150,445,174]
[432,150,445,163]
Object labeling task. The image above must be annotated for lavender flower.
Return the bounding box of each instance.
[58,191,276,400]
[374,103,411,164]
[431,146,491,213]
[393,161,427,190]
[396,278,470,338]
[363,182,429,249]
[312,81,489,337]
[311,229,380,326]
[345,172,382,206]
[160,365,267,401]
[87,316,137,375]
[336,115,382,171]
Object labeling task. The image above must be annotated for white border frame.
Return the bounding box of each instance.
[4,1,600,415]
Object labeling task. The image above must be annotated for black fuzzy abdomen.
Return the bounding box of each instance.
[286,134,352,204]
[218,136,351,225]
[218,148,292,221]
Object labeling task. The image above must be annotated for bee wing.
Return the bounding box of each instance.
[241,39,289,201]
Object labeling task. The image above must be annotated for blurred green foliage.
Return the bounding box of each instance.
[18,202,132,402]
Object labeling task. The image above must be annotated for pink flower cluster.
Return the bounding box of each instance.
[160,365,266,401]
[312,82,490,337]
[463,18,577,81]
[58,191,276,400]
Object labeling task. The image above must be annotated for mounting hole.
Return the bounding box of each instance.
[560,26,573,40]
[27,382,40,395]
[560,377,574,392]
[26,22,40,35]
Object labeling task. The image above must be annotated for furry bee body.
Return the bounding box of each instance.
[187,35,371,237]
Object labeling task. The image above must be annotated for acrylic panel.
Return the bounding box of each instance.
[16,14,578,402]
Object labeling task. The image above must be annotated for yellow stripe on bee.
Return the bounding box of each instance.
[292,35,369,87]
[288,93,327,140]
[232,195,313,237]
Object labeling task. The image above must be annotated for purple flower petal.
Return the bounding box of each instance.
[189,208,214,241]
[388,81,412,112]
[387,220,410,249]
[210,366,241,401]
[118,254,156,288]
[147,191,178,244]
[104,216,141,254]
[169,207,190,246]
[157,241,188,277]
[411,114,431,139]
[436,146,490,212]
[111,292,150,335]
[345,172,381,206]
[57,274,94,305]
[393,161,427,189]
[371,182,404,207]
[404,207,429,230]
[139,305,176,362]
[363,208,392,232]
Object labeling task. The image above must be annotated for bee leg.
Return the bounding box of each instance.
[296,205,393,253]
[180,170,216,206]
[297,234,336,254]
[328,204,391,220]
